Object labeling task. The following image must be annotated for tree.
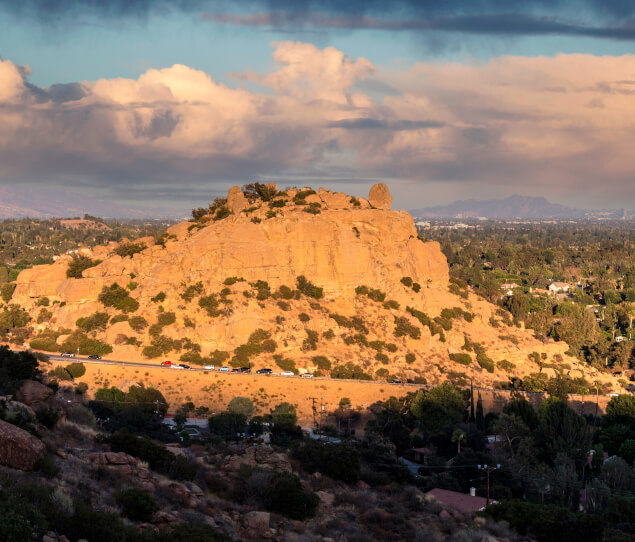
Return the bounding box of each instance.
[451,428,466,454]
[228,396,255,418]
[116,488,158,522]
[410,382,467,435]
[0,346,40,394]
[495,413,530,460]
[208,412,246,439]
[271,402,297,425]
[536,400,591,467]
[503,396,539,430]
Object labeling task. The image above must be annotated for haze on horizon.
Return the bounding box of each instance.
[0,0,634,212]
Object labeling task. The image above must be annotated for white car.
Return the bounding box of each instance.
[203,365,215,370]
[60,352,75,358]
[219,366,230,372]
[171,365,185,370]
[280,371,295,376]
[301,373,314,378]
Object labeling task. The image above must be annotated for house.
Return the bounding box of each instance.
[425,488,492,513]
[500,283,520,297]
[549,282,570,294]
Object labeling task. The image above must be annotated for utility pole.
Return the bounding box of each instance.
[478,464,500,505]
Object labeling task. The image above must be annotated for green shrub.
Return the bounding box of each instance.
[36,297,50,307]
[293,189,316,201]
[128,315,148,332]
[350,196,361,207]
[113,242,146,258]
[76,312,110,332]
[214,206,231,220]
[157,311,176,327]
[303,202,321,214]
[29,337,59,352]
[66,256,102,278]
[151,292,166,303]
[383,300,400,310]
[311,355,331,370]
[181,282,204,302]
[400,277,413,287]
[394,316,421,339]
[223,276,245,286]
[98,283,138,312]
[498,359,515,371]
[276,285,294,299]
[477,352,496,373]
[36,308,53,323]
[292,439,360,484]
[0,283,16,302]
[277,300,291,311]
[331,362,372,380]
[251,217,261,224]
[60,331,112,356]
[449,353,472,366]
[65,362,86,378]
[142,345,162,359]
[412,283,421,293]
[199,295,221,317]
[298,312,310,322]
[116,488,158,522]
[375,352,389,363]
[274,355,297,374]
[405,353,416,364]
[270,199,287,208]
[49,365,72,381]
[110,314,128,324]
[296,276,323,299]
[302,329,319,351]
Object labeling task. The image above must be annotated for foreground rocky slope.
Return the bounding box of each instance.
[9,184,613,389]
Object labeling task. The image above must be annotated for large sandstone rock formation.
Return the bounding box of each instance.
[8,183,607,390]
[0,418,46,470]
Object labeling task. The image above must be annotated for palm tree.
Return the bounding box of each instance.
[452,428,466,455]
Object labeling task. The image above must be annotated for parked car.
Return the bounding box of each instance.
[161,361,173,367]
[171,365,184,370]
[280,371,295,376]
[256,368,272,374]
[392,378,402,384]
[88,355,101,360]
[179,364,191,370]
[219,366,230,372]
[301,372,314,378]
[239,367,251,373]
[60,352,75,358]
[203,365,215,370]
[231,368,241,373]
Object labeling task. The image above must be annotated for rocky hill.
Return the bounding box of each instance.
[9,184,612,388]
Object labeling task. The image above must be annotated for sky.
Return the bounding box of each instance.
[0,0,634,212]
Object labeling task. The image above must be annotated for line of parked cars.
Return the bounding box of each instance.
[158,360,313,377]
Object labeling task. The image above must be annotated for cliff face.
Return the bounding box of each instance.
[10,184,611,388]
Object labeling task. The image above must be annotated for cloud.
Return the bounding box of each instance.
[202,12,635,41]
[0,44,634,208]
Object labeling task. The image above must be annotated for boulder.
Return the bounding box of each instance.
[368,183,392,210]
[0,418,46,470]
[243,511,271,538]
[15,380,53,406]
[316,490,335,506]
[227,186,249,214]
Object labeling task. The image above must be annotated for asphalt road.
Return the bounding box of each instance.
[45,353,420,386]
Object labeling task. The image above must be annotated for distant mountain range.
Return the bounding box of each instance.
[0,186,188,219]
[410,195,629,220]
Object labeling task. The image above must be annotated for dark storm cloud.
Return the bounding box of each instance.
[202,12,635,40]
[3,0,635,41]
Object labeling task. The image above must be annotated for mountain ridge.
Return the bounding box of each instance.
[411,194,627,220]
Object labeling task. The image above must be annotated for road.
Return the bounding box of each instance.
[45,353,422,387]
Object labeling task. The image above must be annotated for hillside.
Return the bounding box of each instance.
[411,195,587,220]
[8,184,617,390]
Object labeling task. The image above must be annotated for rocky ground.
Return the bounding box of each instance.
[0,379,528,542]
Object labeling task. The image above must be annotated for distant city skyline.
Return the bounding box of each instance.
[0,0,634,211]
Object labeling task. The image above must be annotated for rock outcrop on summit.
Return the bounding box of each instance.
[9,183,613,388]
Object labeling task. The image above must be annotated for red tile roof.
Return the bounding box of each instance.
[426,488,490,513]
